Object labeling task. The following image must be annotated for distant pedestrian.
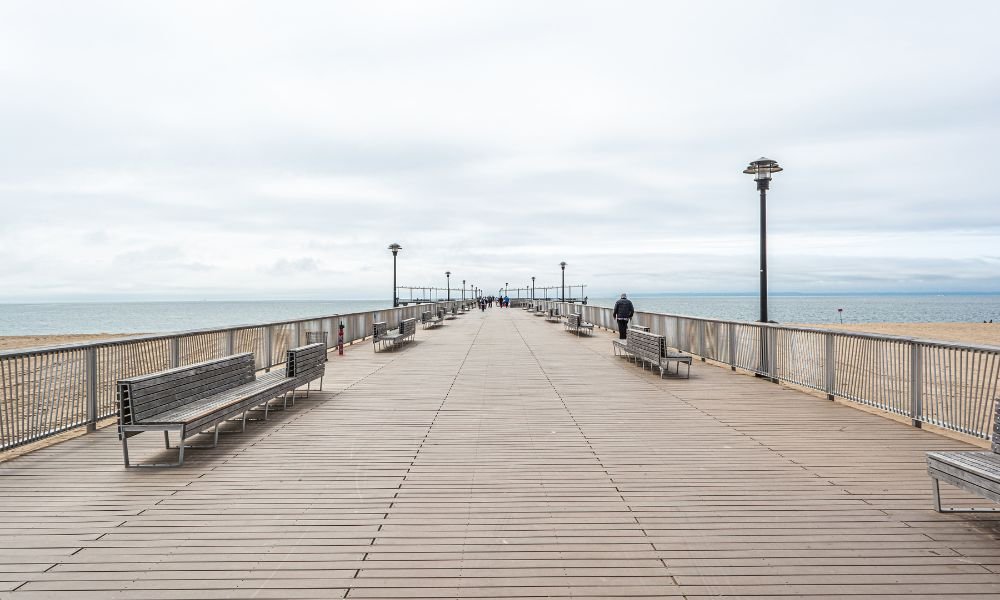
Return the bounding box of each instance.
[613,293,635,340]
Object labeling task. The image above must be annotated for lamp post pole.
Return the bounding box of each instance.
[446,271,451,301]
[388,243,402,307]
[743,157,782,376]
[462,279,466,301]
[560,262,566,302]
[531,276,535,300]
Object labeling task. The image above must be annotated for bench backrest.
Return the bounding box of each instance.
[993,404,1000,454]
[568,313,582,327]
[630,324,650,333]
[400,318,417,337]
[118,353,256,425]
[286,343,326,378]
[421,310,432,323]
[627,329,665,363]
[373,321,388,341]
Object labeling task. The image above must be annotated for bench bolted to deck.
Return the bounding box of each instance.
[117,343,327,468]
[564,313,595,336]
[373,318,417,351]
[926,403,1000,512]
[613,328,692,378]
[421,310,444,329]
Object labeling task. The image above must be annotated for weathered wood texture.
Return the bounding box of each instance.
[2,308,1000,598]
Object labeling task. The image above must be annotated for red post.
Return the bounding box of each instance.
[338,322,345,356]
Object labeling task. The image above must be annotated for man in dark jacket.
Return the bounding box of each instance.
[612,293,635,340]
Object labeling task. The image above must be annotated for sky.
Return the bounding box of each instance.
[1,0,999,302]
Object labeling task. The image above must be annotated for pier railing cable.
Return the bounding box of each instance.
[540,301,1000,440]
[0,301,461,451]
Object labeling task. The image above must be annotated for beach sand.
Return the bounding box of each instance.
[0,333,138,353]
[795,322,1000,348]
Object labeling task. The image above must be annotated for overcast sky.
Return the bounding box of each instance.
[1,0,998,302]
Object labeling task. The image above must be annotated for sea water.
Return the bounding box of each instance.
[1,294,999,336]
[587,294,1000,325]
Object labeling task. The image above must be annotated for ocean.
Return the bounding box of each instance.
[0,294,998,336]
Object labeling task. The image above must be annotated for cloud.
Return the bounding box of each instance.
[0,1,998,301]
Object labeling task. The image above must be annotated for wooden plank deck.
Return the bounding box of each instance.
[2,308,1000,598]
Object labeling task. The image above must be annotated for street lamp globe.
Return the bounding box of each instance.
[743,157,782,190]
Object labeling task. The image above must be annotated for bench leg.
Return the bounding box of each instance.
[125,427,186,468]
[931,477,1000,512]
[122,435,131,468]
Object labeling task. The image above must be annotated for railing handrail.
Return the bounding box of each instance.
[0,301,445,359]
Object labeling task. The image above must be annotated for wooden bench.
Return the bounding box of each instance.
[545,308,561,323]
[564,313,595,336]
[613,329,691,378]
[117,343,326,467]
[927,404,1000,512]
[373,318,417,351]
[421,310,444,329]
[445,307,458,320]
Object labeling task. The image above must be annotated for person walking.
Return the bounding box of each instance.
[613,293,635,340]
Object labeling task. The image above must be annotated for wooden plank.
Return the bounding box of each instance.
[2,307,1000,598]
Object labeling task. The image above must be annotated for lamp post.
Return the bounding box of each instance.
[388,243,402,307]
[462,279,466,301]
[560,262,566,302]
[743,157,782,377]
[445,271,451,301]
[505,282,508,296]
[531,276,535,299]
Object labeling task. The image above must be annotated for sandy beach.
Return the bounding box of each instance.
[2,322,999,353]
[794,322,1000,348]
[0,333,138,353]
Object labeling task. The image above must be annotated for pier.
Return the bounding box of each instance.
[2,307,1000,598]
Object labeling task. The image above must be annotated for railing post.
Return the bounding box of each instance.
[675,319,681,351]
[698,320,706,361]
[226,330,235,355]
[292,322,301,349]
[910,342,923,428]
[169,337,180,368]
[265,326,273,371]
[768,327,779,383]
[824,333,835,400]
[85,348,98,433]
[728,324,737,371]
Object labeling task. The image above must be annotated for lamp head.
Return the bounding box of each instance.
[743,157,782,190]
[388,243,402,255]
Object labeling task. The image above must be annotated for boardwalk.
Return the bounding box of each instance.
[2,308,1000,599]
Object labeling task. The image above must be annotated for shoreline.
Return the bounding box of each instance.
[2,322,998,353]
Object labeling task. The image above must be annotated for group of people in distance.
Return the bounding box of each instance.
[477,295,510,311]
[472,292,636,341]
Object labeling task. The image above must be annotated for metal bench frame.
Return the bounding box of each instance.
[564,313,595,336]
[117,343,326,468]
[421,310,444,329]
[613,329,692,378]
[373,318,417,351]
[927,405,1000,512]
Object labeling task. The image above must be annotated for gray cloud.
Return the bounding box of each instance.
[0,1,998,302]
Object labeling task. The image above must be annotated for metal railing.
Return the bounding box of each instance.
[0,301,462,451]
[540,301,1000,440]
